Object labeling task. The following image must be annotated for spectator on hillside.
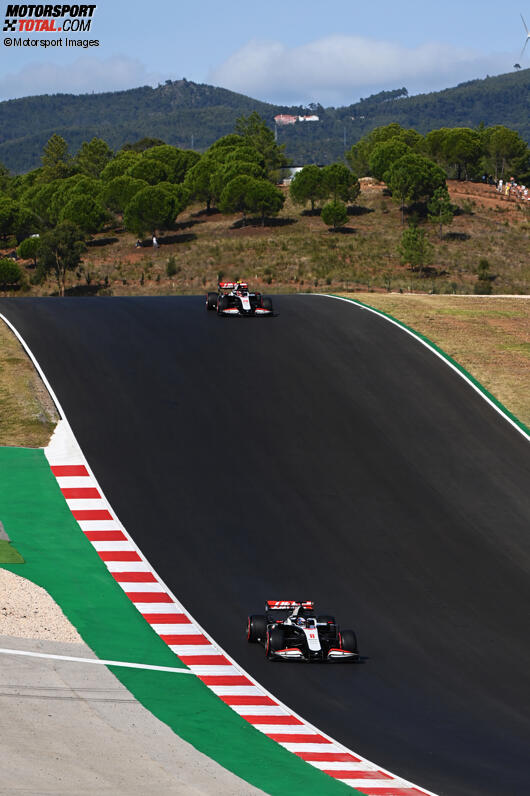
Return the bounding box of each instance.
[152,235,159,249]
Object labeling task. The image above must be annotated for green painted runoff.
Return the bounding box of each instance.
[0,446,356,795]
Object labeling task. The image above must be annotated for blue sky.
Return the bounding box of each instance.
[1,0,529,103]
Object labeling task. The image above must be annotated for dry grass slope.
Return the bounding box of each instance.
[0,322,59,447]
[341,294,530,430]
[7,180,529,298]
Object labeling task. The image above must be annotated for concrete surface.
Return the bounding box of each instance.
[0,634,264,795]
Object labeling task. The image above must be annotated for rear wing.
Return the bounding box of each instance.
[218,281,248,290]
[266,600,314,612]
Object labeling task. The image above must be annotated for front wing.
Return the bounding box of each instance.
[271,645,358,661]
[219,306,272,316]
[267,628,358,662]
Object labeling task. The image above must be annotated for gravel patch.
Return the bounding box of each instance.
[0,570,265,794]
[0,568,82,642]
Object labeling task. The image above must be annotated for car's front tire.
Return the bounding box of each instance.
[247,614,267,643]
[339,629,358,654]
[266,626,285,659]
[217,295,230,314]
[261,296,273,313]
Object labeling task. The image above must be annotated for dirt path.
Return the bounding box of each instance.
[447,179,527,214]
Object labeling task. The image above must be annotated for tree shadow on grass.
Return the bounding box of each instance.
[443,231,471,241]
[454,205,475,217]
[347,205,374,216]
[158,232,197,245]
[409,265,449,278]
[64,284,103,297]
[327,226,356,234]
[173,218,205,231]
[301,208,322,216]
[86,237,119,248]
[190,207,221,218]
[231,217,297,229]
[0,284,24,295]
[137,233,197,247]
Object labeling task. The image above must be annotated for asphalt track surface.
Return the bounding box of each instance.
[1,295,529,796]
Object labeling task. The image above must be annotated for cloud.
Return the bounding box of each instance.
[0,55,162,101]
[209,35,512,105]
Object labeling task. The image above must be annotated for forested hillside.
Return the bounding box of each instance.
[1,69,529,172]
[0,80,280,173]
[0,110,528,299]
[279,69,530,164]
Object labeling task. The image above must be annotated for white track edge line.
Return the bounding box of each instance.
[0,647,196,673]
[320,294,530,444]
[0,310,438,796]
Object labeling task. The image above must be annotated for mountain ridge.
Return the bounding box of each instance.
[1,69,529,172]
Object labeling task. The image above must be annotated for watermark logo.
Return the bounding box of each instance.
[3,3,99,48]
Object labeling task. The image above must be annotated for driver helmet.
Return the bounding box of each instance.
[294,607,306,625]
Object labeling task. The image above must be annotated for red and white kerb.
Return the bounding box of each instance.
[44,421,436,796]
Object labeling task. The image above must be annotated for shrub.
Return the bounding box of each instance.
[398,222,433,273]
[166,255,179,277]
[474,279,493,295]
[474,258,494,294]
[0,258,23,289]
[477,258,490,279]
[321,200,348,230]
[17,236,40,266]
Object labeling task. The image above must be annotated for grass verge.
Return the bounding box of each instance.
[0,539,24,563]
[0,320,58,447]
[338,294,530,431]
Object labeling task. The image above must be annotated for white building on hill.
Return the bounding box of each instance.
[274,114,320,126]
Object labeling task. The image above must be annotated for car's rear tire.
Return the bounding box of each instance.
[247,614,267,643]
[339,629,358,654]
[206,292,218,311]
[266,626,285,659]
[261,296,273,313]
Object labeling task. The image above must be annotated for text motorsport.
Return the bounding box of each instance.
[3,4,99,48]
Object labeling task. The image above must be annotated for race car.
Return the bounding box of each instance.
[206,281,273,316]
[247,600,359,662]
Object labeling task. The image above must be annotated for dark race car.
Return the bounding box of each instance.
[247,600,359,662]
[206,281,273,317]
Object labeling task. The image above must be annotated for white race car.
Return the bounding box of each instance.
[247,600,359,662]
[206,281,273,316]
